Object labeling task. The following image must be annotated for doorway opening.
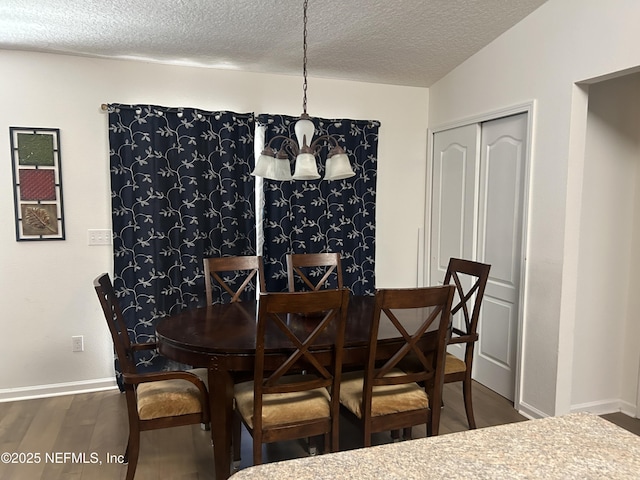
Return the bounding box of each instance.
[571,72,640,418]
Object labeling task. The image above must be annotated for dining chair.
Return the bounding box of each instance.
[441,257,491,429]
[233,288,350,465]
[286,252,343,292]
[94,273,210,480]
[203,255,266,304]
[398,258,491,431]
[339,285,455,446]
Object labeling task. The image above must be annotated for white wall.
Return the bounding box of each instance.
[571,74,640,415]
[428,0,640,417]
[0,50,428,399]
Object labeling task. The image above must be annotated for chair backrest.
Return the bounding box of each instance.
[286,252,343,292]
[93,273,137,376]
[363,286,455,420]
[204,255,266,304]
[252,289,350,432]
[443,258,491,349]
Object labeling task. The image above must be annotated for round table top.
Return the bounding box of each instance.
[156,294,440,371]
[156,295,375,355]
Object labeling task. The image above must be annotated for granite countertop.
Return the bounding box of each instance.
[231,413,640,479]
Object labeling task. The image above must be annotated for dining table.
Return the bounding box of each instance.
[155,293,439,480]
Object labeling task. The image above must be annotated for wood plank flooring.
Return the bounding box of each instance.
[0,381,637,479]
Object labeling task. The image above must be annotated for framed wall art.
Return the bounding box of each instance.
[10,127,65,241]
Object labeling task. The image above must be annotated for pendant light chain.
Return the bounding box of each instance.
[302,0,308,115]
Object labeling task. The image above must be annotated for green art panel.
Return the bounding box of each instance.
[17,133,55,166]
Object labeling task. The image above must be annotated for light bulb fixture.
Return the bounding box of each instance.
[251,0,355,182]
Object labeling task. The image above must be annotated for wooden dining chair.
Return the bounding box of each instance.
[233,288,350,465]
[399,258,491,432]
[339,285,454,446]
[203,255,266,304]
[441,257,491,429]
[286,252,343,292]
[94,273,210,480]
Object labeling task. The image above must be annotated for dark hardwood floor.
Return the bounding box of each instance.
[601,411,640,436]
[0,381,637,479]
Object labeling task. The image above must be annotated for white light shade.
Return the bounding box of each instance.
[324,153,355,180]
[292,152,321,180]
[251,153,275,178]
[294,117,315,148]
[271,157,293,181]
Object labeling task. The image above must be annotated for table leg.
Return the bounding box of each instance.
[209,364,234,480]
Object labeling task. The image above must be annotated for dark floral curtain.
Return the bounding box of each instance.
[258,114,379,295]
[108,104,255,374]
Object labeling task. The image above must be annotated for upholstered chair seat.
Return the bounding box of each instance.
[401,351,467,376]
[234,375,331,428]
[339,369,429,418]
[444,353,466,375]
[137,369,208,420]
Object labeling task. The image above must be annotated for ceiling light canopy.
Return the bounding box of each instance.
[251,0,355,182]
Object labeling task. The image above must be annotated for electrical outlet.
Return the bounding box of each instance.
[72,335,84,352]
[88,229,112,246]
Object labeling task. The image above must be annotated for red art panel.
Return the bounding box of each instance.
[19,169,56,201]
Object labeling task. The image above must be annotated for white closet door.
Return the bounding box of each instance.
[430,124,480,361]
[429,113,527,401]
[473,113,527,400]
[429,124,480,283]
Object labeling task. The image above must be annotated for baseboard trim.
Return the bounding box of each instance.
[620,401,637,418]
[571,398,636,416]
[517,398,638,419]
[516,400,548,420]
[0,378,118,403]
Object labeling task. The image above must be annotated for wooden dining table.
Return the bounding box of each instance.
[156,294,437,480]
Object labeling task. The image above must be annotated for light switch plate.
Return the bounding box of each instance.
[88,229,112,246]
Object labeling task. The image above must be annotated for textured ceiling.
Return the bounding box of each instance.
[0,0,547,88]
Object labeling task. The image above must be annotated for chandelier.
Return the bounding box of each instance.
[251,0,355,181]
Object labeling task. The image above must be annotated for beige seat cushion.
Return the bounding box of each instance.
[234,375,331,429]
[136,368,207,421]
[399,352,467,377]
[445,353,467,375]
[340,369,428,419]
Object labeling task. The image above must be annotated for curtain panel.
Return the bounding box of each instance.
[108,104,256,373]
[257,114,379,296]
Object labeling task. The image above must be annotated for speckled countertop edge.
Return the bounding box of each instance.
[231,413,640,479]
